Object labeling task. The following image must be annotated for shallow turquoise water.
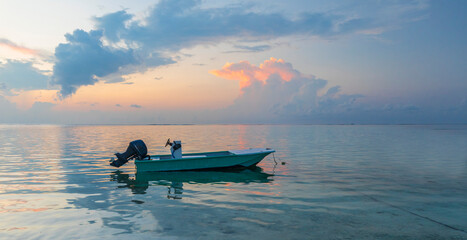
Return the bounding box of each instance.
[0,125,466,239]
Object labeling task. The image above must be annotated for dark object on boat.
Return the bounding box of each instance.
[110,140,148,167]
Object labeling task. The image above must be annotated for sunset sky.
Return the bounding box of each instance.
[0,0,466,124]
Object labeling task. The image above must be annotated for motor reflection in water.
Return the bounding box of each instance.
[110,167,274,199]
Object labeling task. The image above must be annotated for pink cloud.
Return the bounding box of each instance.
[0,38,38,55]
[208,57,366,123]
[210,57,300,89]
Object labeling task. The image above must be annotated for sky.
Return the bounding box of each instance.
[0,0,466,124]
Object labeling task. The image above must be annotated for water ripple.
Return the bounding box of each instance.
[0,125,466,239]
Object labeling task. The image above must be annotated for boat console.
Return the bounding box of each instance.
[165,138,182,159]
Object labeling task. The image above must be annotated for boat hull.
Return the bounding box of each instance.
[135,150,273,172]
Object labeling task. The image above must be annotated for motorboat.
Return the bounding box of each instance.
[110,139,275,172]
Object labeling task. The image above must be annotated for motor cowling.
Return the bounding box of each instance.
[110,140,148,167]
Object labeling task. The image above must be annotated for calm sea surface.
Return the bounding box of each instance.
[0,125,466,239]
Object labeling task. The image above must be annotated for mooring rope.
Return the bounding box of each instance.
[359,191,467,234]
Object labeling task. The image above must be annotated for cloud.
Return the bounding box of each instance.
[210,58,363,123]
[0,38,52,60]
[0,94,58,123]
[51,0,428,98]
[0,38,38,55]
[94,10,133,43]
[224,45,272,53]
[383,104,419,112]
[210,57,299,89]
[208,58,466,124]
[0,60,49,90]
[51,29,138,97]
[104,1,341,51]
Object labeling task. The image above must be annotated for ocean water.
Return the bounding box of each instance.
[0,124,466,240]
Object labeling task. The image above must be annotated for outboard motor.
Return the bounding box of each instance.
[110,140,149,167]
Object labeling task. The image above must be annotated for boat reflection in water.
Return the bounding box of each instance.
[110,167,274,199]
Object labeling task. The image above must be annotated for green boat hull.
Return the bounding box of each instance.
[135,150,274,172]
